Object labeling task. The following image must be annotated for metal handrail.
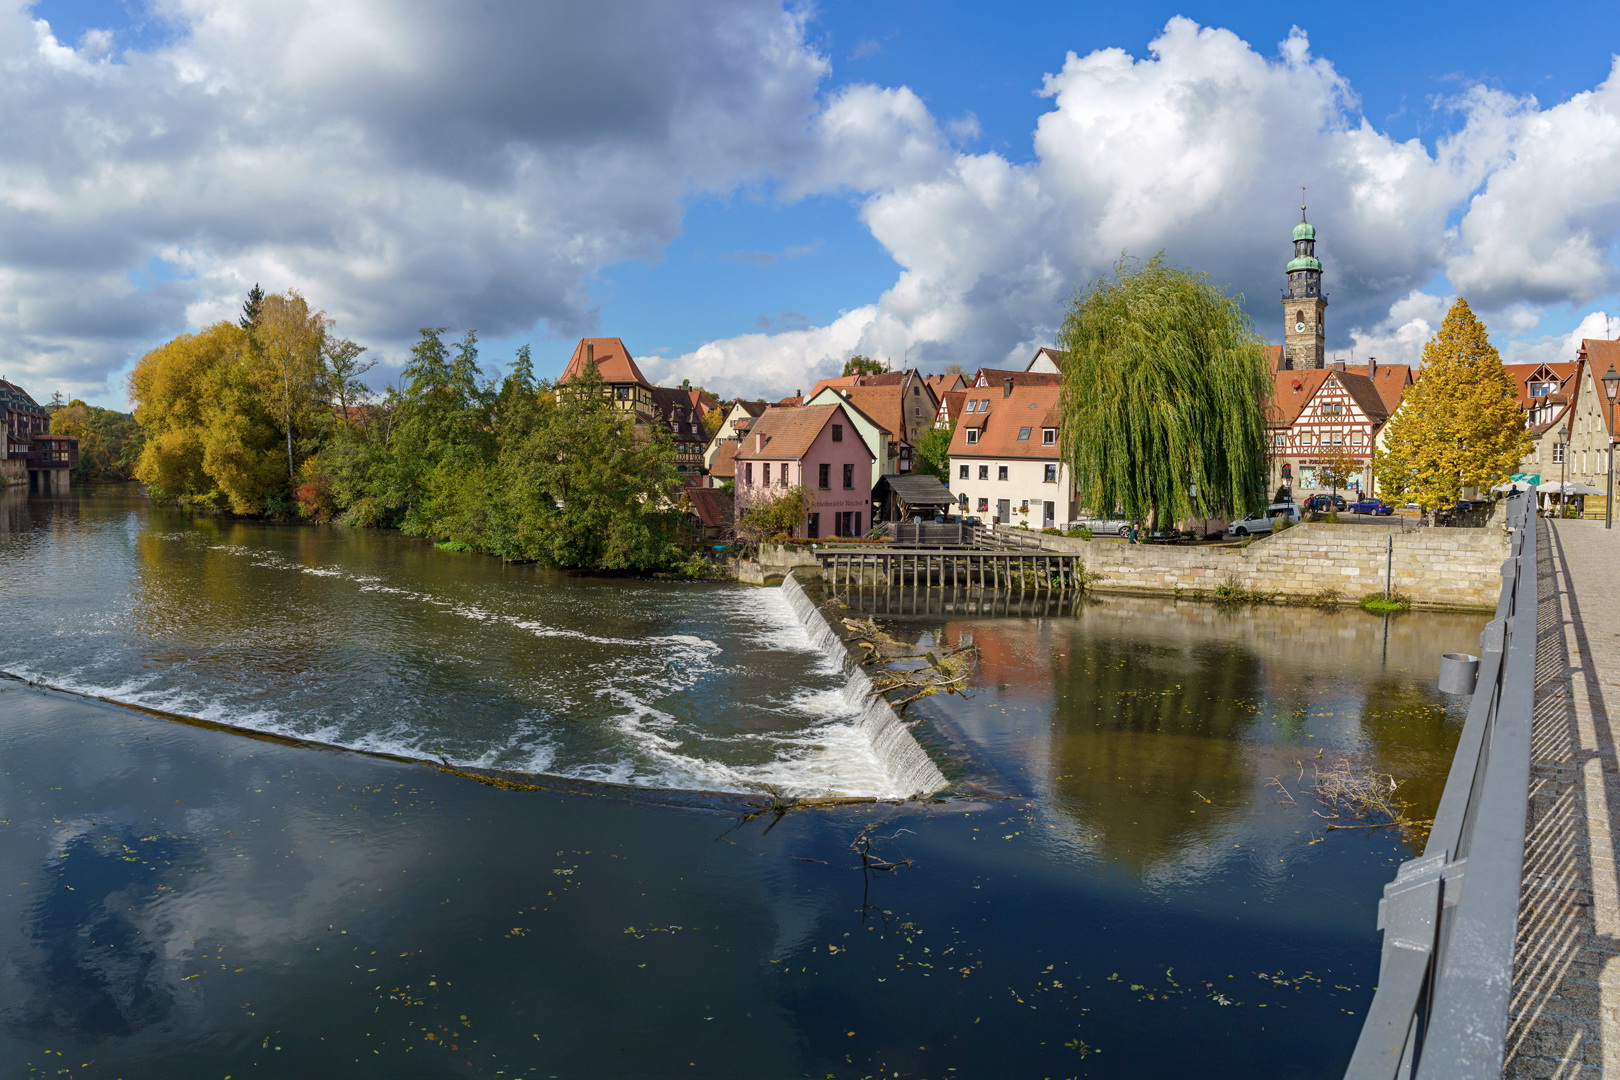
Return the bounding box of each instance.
[1344,489,1538,1078]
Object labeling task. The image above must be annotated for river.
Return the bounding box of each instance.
[0,487,1486,1078]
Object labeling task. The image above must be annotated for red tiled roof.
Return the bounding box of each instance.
[948,384,1063,459]
[709,440,739,479]
[1579,340,1620,436]
[1502,361,1581,410]
[1264,345,1285,372]
[926,373,966,398]
[972,368,1060,389]
[938,389,967,423]
[558,337,652,388]
[774,395,802,407]
[1268,368,1389,427]
[684,487,734,528]
[734,404,874,463]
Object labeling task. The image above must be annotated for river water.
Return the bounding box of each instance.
[0,488,1488,1078]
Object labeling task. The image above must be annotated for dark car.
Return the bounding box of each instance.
[1304,493,1346,512]
[1349,497,1393,515]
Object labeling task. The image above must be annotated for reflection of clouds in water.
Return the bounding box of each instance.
[11,823,187,1038]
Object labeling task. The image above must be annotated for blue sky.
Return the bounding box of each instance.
[13,0,1620,405]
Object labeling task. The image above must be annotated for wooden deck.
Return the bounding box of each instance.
[815,546,1087,591]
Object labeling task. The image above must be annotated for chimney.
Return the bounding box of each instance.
[1002,377,1013,398]
[1369,358,1378,379]
[1330,359,1346,372]
[586,342,595,364]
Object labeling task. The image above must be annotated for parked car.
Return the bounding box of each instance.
[1304,493,1346,512]
[1227,502,1302,537]
[1066,515,1130,536]
[1349,497,1394,516]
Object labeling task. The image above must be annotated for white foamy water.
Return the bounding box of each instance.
[1,508,946,801]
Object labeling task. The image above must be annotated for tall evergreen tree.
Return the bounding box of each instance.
[1057,254,1271,527]
[239,283,264,332]
[1373,298,1530,513]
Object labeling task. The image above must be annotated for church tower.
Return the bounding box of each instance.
[1281,207,1326,370]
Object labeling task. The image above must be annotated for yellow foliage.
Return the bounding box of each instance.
[1374,299,1530,512]
[129,321,284,509]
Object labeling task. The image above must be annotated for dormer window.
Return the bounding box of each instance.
[966,429,980,445]
[1041,428,1056,445]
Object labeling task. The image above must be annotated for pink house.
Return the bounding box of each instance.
[734,403,875,538]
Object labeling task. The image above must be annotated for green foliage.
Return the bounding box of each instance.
[1360,592,1412,614]
[1067,525,1093,540]
[50,400,143,482]
[1058,254,1271,528]
[736,484,815,543]
[434,539,472,552]
[1273,516,1294,532]
[915,422,955,480]
[1374,299,1532,512]
[842,355,884,377]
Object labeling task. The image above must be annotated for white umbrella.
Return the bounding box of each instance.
[1543,480,1602,495]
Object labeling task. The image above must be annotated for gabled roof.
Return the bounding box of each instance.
[948,384,1063,459]
[938,389,967,423]
[0,379,45,416]
[1268,370,1331,427]
[1344,363,1414,413]
[1026,347,1069,372]
[1269,368,1389,427]
[1502,361,1581,410]
[971,368,1060,389]
[683,487,734,528]
[734,404,875,462]
[774,394,803,407]
[558,337,652,388]
[709,439,739,478]
[826,385,910,446]
[728,399,769,419]
[926,373,966,398]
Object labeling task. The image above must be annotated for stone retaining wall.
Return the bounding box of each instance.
[1013,522,1506,609]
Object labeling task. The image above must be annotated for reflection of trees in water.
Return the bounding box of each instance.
[14,828,187,1037]
[1049,636,1263,873]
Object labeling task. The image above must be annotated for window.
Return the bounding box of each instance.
[998,465,1009,481]
[616,386,630,400]
[1044,463,1058,483]
[1332,432,1344,446]
[958,493,968,506]
[807,513,820,538]
[832,424,843,442]
[763,463,771,486]
[958,464,969,479]
[1553,443,1566,463]
[977,497,989,512]
[1274,433,1286,447]
[843,463,854,489]
[912,385,919,395]
[819,463,830,489]
[780,467,789,486]
[966,428,980,444]
[978,465,989,480]
[915,407,922,417]
[1351,432,1363,446]
[1017,427,1031,441]
[744,462,754,485]
[1042,428,1056,445]
[1321,402,1341,415]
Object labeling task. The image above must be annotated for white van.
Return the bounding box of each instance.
[1227,502,1301,537]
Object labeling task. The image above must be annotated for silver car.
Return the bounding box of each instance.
[1227,502,1301,537]
[1066,515,1131,537]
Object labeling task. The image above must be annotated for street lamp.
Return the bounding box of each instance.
[1557,436,1568,518]
[1606,365,1620,529]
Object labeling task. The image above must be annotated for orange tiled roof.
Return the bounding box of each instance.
[1579,340,1620,436]
[972,368,1061,389]
[926,373,966,398]
[948,384,1063,459]
[558,337,652,388]
[1502,361,1581,410]
[734,404,874,462]
[709,440,739,479]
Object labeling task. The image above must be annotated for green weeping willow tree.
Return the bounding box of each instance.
[1058,255,1272,528]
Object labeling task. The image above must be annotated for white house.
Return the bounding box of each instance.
[947,380,1073,529]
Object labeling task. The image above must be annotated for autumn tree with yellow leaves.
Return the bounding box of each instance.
[1373,299,1530,514]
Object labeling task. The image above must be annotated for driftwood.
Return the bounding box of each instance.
[839,617,979,712]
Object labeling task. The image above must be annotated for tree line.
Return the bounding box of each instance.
[128,287,688,571]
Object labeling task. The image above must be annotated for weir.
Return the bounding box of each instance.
[778,573,948,798]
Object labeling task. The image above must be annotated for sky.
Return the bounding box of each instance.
[9,0,1620,408]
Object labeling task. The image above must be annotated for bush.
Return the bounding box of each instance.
[339,496,393,529]
[434,539,472,552]
[1041,526,1062,535]
[1273,516,1294,532]
[1069,526,1094,541]
[1359,592,1412,614]
[1324,511,1340,524]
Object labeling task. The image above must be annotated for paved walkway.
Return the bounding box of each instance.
[1508,519,1620,1078]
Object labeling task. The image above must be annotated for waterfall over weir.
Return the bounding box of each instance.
[778,574,948,798]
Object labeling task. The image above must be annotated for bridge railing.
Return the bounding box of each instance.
[1345,489,1538,1079]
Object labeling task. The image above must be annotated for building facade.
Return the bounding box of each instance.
[1280,208,1327,372]
[947,382,1072,528]
[733,403,875,538]
[557,338,718,477]
[1,379,75,491]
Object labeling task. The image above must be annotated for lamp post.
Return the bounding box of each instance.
[1558,436,1568,518]
[1606,365,1620,529]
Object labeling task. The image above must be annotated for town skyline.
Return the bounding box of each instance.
[8,1,1620,409]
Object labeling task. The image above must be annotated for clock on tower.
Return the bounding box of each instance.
[1280,207,1327,370]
